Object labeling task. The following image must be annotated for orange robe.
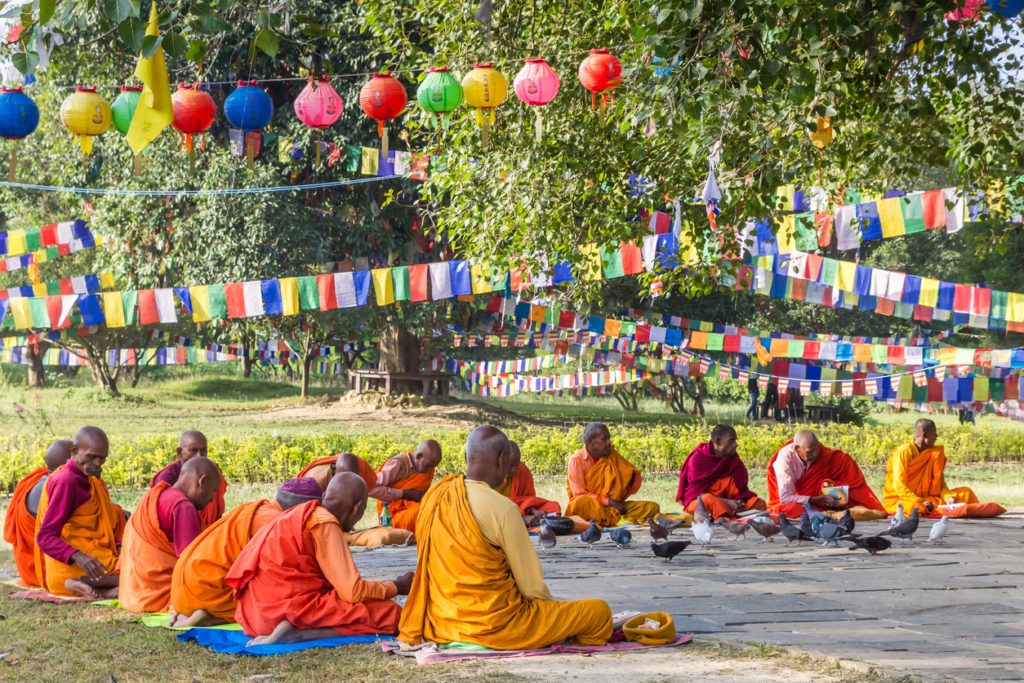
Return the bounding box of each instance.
[225,500,401,637]
[4,467,47,586]
[150,460,227,527]
[119,482,182,613]
[684,477,765,520]
[497,462,560,516]
[170,499,282,621]
[297,454,377,492]
[564,447,660,527]
[883,442,995,516]
[766,440,884,518]
[34,467,125,597]
[373,454,435,532]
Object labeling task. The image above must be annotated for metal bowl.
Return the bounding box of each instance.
[543,516,577,536]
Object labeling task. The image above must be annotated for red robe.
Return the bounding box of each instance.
[766,440,884,517]
[3,467,47,586]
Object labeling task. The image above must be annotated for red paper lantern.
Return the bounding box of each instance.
[578,48,622,126]
[359,71,406,157]
[171,83,216,173]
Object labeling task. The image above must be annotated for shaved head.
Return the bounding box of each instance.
[505,440,522,480]
[914,418,938,450]
[793,429,821,465]
[177,431,208,462]
[914,419,936,435]
[793,429,818,448]
[176,457,222,511]
[322,471,369,532]
[412,439,442,474]
[336,452,362,475]
[45,439,72,473]
[72,426,109,478]
[465,425,511,489]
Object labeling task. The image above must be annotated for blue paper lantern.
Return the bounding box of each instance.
[223,79,273,132]
[0,86,40,140]
[987,0,1024,16]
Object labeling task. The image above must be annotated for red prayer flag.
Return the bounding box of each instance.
[558,310,575,328]
[887,345,905,365]
[650,211,671,234]
[722,334,741,353]
[972,287,991,316]
[316,274,337,311]
[635,324,651,342]
[485,296,502,313]
[804,341,820,359]
[790,278,807,301]
[224,282,246,318]
[59,279,73,295]
[138,289,159,325]
[409,264,429,302]
[921,190,946,229]
[913,305,932,322]
[876,297,895,316]
[620,241,643,274]
[953,284,971,313]
[40,224,57,245]
[45,296,63,329]
[814,212,833,248]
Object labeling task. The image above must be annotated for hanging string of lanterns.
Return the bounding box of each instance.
[294,76,343,166]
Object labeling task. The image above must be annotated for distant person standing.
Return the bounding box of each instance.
[745,375,760,420]
[762,381,779,420]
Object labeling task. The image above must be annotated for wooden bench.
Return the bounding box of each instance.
[805,404,841,423]
[348,370,454,397]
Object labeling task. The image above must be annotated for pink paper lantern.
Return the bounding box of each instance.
[294,77,342,166]
[513,57,560,142]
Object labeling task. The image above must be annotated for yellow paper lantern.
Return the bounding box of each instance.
[461,62,507,146]
[809,116,833,149]
[60,85,112,155]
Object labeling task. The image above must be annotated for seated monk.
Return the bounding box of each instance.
[151,431,227,527]
[400,425,612,649]
[168,478,323,628]
[34,427,128,599]
[298,452,377,493]
[677,424,766,519]
[119,457,222,613]
[563,422,660,527]
[370,440,442,532]
[4,440,71,586]
[883,419,998,516]
[226,472,413,646]
[497,441,561,527]
[767,429,885,519]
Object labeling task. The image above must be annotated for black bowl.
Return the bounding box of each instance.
[543,516,576,536]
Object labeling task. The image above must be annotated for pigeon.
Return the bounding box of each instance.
[747,517,780,543]
[799,512,818,540]
[647,517,669,542]
[889,502,905,531]
[835,509,855,535]
[538,518,556,556]
[609,527,632,549]
[693,497,710,524]
[577,520,601,549]
[880,507,920,544]
[848,535,892,555]
[655,515,687,532]
[928,516,949,545]
[810,515,825,536]
[803,502,829,525]
[716,516,748,541]
[779,513,809,546]
[651,540,691,563]
[691,518,714,548]
[817,520,850,546]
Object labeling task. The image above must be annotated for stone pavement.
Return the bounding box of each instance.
[352,511,1024,681]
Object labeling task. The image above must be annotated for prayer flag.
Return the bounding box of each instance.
[103,291,125,327]
[449,260,472,296]
[138,289,158,325]
[126,3,173,154]
[371,268,394,305]
[316,274,337,311]
[410,264,429,302]
[360,147,379,175]
[224,282,246,317]
[429,262,452,300]
[279,277,300,315]
[391,266,411,301]
[900,193,926,233]
[876,197,906,238]
[921,189,946,229]
[241,280,265,317]
[261,279,283,315]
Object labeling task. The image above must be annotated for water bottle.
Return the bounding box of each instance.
[380,502,392,527]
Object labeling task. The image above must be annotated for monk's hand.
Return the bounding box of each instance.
[393,571,415,596]
[606,498,626,513]
[821,494,841,510]
[523,512,542,527]
[71,551,106,581]
[402,489,424,503]
[923,501,934,512]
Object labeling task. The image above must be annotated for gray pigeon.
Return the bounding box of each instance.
[577,520,601,549]
[802,502,829,525]
[716,516,748,541]
[779,513,809,546]
[835,509,855,534]
[848,535,892,555]
[647,517,669,541]
[747,517,780,543]
[928,516,949,544]
[538,518,556,556]
[880,507,920,544]
[651,540,691,563]
[799,512,818,540]
[889,502,905,530]
[609,527,632,549]
[817,520,848,546]
[655,515,686,532]
[693,497,710,524]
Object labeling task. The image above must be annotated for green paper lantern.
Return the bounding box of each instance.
[111,85,142,135]
[416,66,462,128]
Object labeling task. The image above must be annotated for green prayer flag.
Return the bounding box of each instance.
[345,145,361,173]
[820,258,839,287]
[787,340,805,358]
[25,227,40,252]
[794,213,817,251]
[45,281,60,295]
[28,298,48,327]
[600,244,624,279]
[297,276,319,310]
[871,344,887,364]
[991,290,1008,320]
[121,291,138,325]
[990,378,1005,402]
[206,283,228,319]
[706,333,724,351]
[620,321,636,337]
[900,194,926,234]
[391,266,411,301]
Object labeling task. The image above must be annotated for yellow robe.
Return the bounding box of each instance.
[564,447,660,527]
[883,442,978,514]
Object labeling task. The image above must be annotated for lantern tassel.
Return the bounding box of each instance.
[133,153,142,176]
[189,149,196,175]
[535,109,543,144]
[480,118,490,147]
[599,93,607,128]
[316,131,321,167]
[8,147,16,182]
[382,125,389,158]
[247,137,255,171]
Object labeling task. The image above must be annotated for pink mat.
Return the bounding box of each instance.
[382,634,692,665]
[10,589,92,603]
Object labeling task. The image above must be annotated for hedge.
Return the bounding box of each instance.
[3,422,1023,491]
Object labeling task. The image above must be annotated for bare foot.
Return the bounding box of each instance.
[64,578,101,600]
[246,620,339,646]
[169,608,215,628]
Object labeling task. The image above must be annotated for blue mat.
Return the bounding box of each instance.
[177,627,394,655]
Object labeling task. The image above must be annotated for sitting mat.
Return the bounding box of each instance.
[177,627,393,655]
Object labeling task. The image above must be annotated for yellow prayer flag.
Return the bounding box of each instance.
[836,261,856,292]
[360,147,379,175]
[775,215,796,254]
[918,278,939,308]
[580,244,603,281]
[938,348,957,366]
[190,285,211,322]
[279,277,300,315]
[471,263,492,294]
[31,284,46,297]
[974,376,989,401]
[371,268,394,306]
[126,2,174,154]
[99,272,115,288]
[678,231,698,266]
[8,229,26,255]
[278,137,293,165]
[103,291,126,328]
[876,197,905,238]
[9,298,31,328]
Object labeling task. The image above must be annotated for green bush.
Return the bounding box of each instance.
[4,422,1023,490]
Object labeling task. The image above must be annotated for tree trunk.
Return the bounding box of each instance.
[301,354,313,398]
[378,321,421,373]
[26,341,49,388]
[242,354,254,378]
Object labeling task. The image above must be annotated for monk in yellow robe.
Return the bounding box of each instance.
[34,427,127,599]
[119,458,222,613]
[371,440,441,532]
[168,478,323,627]
[400,425,612,649]
[564,423,660,527]
[884,419,998,516]
[496,441,561,527]
[4,440,71,587]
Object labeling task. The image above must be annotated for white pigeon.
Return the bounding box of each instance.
[889,502,905,530]
[928,516,949,544]
[691,519,714,549]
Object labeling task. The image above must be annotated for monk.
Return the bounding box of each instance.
[767,429,885,519]
[883,419,996,516]
[168,478,323,628]
[564,422,660,527]
[370,440,442,532]
[119,457,222,613]
[400,425,612,649]
[677,424,766,519]
[34,426,128,599]
[151,431,227,526]
[4,440,72,586]
[226,472,413,645]
[298,452,377,492]
[497,441,561,526]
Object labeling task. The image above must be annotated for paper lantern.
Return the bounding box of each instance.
[461,62,507,146]
[416,66,463,129]
[513,57,560,142]
[224,80,273,169]
[294,77,342,166]
[578,48,622,127]
[60,85,111,155]
[0,86,38,181]
[809,116,833,149]
[359,71,406,157]
[986,0,1024,16]
[172,83,217,173]
[110,85,142,135]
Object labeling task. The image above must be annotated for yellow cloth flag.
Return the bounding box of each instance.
[279,277,299,315]
[190,285,211,322]
[580,244,603,281]
[32,284,46,297]
[9,298,31,328]
[471,263,492,294]
[99,272,115,288]
[371,268,394,305]
[360,147,379,175]
[775,215,796,254]
[103,292,126,328]
[126,2,174,154]
[837,261,856,292]
[8,229,26,256]
[918,278,939,307]
[876,197,905,238]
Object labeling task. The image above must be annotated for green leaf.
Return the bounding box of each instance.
[198,15,231,32]
[141,34,163,58]
[656,8,670,24]
[38,0,56,25]
[101,0,132,24]
[11,51,39,75]
[185,39,207,62]
[118,17,146,52]
[254,28,278,57]
[164,32,188,58]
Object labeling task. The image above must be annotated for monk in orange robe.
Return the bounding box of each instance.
[767,429,885,519]
[676,425,766,519]
[35,426,127,599]
[564,423,660,527]
[226,472,413,645]
[370,440,441,532]
[119,457,221,613]
[168,477,324,628]
[497,441,560,526]
[400,425,612,649]
[150,431,227,527]
[298,452,377,492]
[4,440,71,587]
